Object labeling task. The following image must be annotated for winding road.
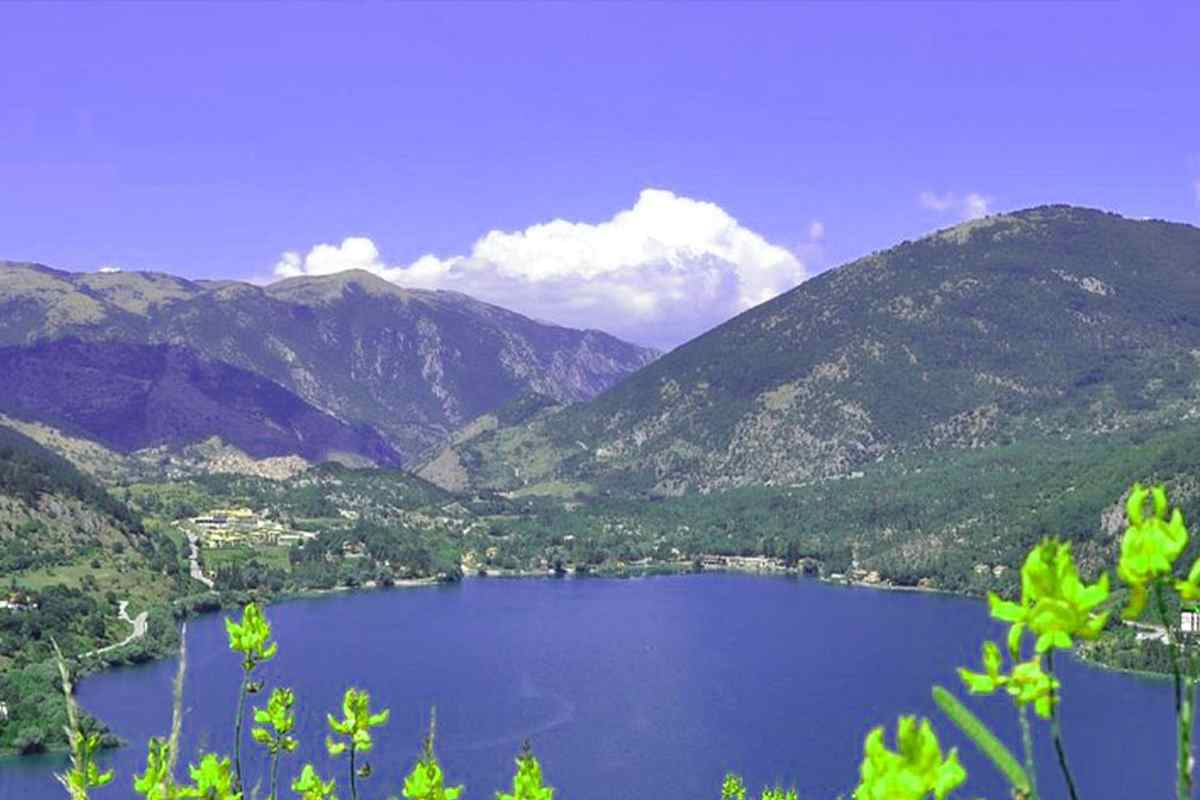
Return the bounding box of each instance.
[81,601,148,658]
[186,532,215,589]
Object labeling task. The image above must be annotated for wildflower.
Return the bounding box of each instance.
[180,754,241,800]
[988,538,1109,654]
[252,688,299,754]
[959,640,1060,719]
[854,716,966,800]
[1118,483,1188,618]
[497,743,554,800]
[326,688,389,757]
[225,603,277,670]
[291,765,338,800]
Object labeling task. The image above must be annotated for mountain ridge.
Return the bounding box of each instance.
[0,263,658,464]
[419,205,1200,495]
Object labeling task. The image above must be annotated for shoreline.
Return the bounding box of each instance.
[2,562,1147,760]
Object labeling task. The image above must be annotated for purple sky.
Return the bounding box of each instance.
[2,2,1198,348]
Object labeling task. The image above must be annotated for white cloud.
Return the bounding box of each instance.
[962,193,992,220]
[808,220,825,242]
[271,189,808,349]
[918,191,954,212]
[97,266,122,273]
[919,190,993,220]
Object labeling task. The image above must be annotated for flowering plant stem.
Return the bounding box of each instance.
[1017,702,1038,800]
[233,671,250,791]
[1154,581,1195,800]
[1044,650,1080,800]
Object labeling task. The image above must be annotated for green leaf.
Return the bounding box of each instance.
[932,686,1030,795]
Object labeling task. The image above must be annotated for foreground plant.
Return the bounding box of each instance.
[853,715,965,800]
[496,742,554,800]
[51,639,114,799]
[252,688,299,800]
[291,765,338,800]
[226,602,278,791]
[183,754,242,800]
[1118,483,1198,800]
[326,688,389,800]
[979,538,1108,800]
[721,773,747,800]
[401,714,464,800]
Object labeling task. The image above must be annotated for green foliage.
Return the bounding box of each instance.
[291,765,338,800]
[401,718,463,800]
[181,754,241,800]
[495,743,553,800]
[1119,483,1190,617]
[51,641,114,799]
[325,688,389,757]
[988,538,1109,655]
[958,642,1058,719]
[252,688,299,755]
[224,602,277,670]
[759,789,798,800]
[931,686,1031,794]
[721,773,747,800]
[134,738,182,800]
[853,716,965,800]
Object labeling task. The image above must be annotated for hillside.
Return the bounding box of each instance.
[0,339,402,467]
[0,263,658,462]
[0,423,184,754]
[421,206,1200,495]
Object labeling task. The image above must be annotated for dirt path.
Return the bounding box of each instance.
[187,532,215,589]
[81,601,149,658]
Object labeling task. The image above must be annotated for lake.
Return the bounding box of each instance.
[0,574,1177,799]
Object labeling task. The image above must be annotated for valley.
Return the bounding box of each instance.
[3,206,1200,761]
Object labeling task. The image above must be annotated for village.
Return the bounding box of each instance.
[183,507,319,549]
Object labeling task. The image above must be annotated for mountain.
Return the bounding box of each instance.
[0,263,658,463]
[420,206,1200,495]
[0,339,402,466]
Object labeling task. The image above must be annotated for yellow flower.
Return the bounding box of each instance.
[989,538,1109,654]
[855,716,966,800]
[1118,483,1189,618]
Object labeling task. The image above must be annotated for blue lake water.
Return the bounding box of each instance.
[0,574,1177,799]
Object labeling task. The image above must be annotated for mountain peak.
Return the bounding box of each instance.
[266,269,426,304]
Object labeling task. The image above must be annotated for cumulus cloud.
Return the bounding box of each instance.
[919,190,993,220]
[271,189,808,349]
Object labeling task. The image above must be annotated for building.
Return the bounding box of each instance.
[1183,611,1200,635]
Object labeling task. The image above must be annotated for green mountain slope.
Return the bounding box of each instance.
[423,206,1200,494]
[0,423,185,754]
[0,264,658,462]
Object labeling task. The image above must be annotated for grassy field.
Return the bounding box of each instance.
[199,543,291,573]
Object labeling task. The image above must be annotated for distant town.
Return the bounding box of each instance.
[184,507,318,549]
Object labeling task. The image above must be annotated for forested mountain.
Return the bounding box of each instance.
[0,263,658,463]
[420,206,1200,495]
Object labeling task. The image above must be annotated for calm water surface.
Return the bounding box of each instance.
[0,575,1176,799]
